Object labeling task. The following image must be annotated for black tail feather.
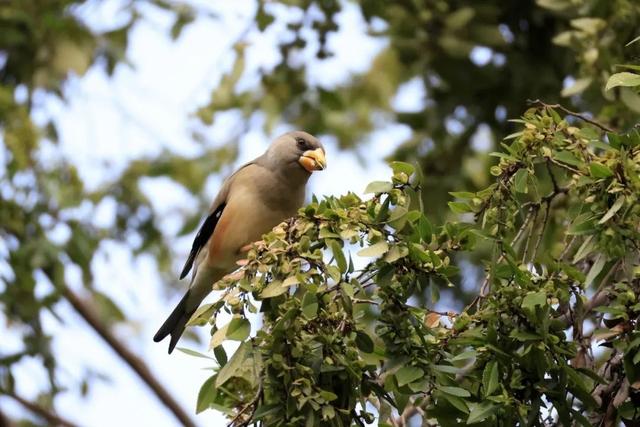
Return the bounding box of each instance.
[153,291,192,354]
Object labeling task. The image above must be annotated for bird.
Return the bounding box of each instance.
[154,131,326,353]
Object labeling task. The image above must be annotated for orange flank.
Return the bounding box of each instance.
[208,210,232,261]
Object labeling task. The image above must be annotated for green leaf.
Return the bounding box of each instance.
[388,206,408,230]
[585,255,606,286]
[196,375,217,414]
[253,404,280,420]
[561,77,592,97]
[522,290,547,310]
[355,331,374,353]
[510,330,542,341]
[319,390,338,402]
[537,0,572,11]
[573,236,597,263]
[432,364,460,374]
[598,196,624,224]
[305,409,317,427]
[605,72,640,91]
[513,168,529,193]
[390,161,415,176]
[467,402,498,424]
[553,150,582,167]
[418,216,433,243]
[482,361,499,397]
[260,280,287,298]
[364,181,393,194]
[438,386,471,397]
[326,265,341,283]
[450,350,477,362]
[572,409,593,427]
[186,302,216,327]
[376,195,391,222]
[226,317,250,341]
[589,163,614,178]
[176,347,214,360]
[396,366,424,386]
[568,214,596,235]
[213,345,227,367]
[448,201,473,214]
[302,292,318,319]
[328,239,347,273]
[283,275,299,288]
[449,191,476,199]
[384,244,408,263]
[436,390,470,413]
[357,241,389,257]
[216,341,250,387]
[570,17,605,34]
[210,323,230,348]
[318,227,340,239]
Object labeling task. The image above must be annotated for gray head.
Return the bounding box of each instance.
[262,131,326,178]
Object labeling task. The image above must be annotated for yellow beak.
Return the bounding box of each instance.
[299,148,326,173]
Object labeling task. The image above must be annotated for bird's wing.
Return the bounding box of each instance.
[178,161,257,280]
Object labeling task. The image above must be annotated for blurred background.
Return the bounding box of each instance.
[0,0,638,426]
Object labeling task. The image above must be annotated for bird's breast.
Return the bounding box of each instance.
[206,187,302,269]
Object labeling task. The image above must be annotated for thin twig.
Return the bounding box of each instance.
[521,208,539,263]
[546,161,560,193]
[527,99,615,133]
[558,235,577,262]
[548,157,581,175]
[352,298,379,305]
[531,200,550,261]
[427,309,457,317]
[478,207,537,298]
[232,381,264,427]
[558,260,621,326]
[1,390,79,427]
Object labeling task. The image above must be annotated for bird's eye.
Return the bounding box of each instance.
[295,137,307,149]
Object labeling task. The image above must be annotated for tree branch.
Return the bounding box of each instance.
[0,406,15,427]
[61,286,197,427]
[527,99,615,133]
[1,390,78,427]
[231,381,263,427]
[558,260,621,326]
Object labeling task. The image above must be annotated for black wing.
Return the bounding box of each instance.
[179,202,226,279]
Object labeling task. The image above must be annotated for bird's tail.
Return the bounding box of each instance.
[153,291,192,354]
[154,266,223,353]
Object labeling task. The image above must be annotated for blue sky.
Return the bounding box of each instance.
[1,1,425,425]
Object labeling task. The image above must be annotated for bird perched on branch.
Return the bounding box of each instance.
[154,131,326,353]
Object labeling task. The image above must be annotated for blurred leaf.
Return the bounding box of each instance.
[605,72,640,91]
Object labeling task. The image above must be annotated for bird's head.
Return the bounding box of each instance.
[267,131,326,175]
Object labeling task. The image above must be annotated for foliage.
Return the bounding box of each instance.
[0,0,212,423]
[2,0,640,425]
[194,106,640,426]
[181,4,640,423]
[196,0,640,221]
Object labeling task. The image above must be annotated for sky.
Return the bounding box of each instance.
[0,1,423,426]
